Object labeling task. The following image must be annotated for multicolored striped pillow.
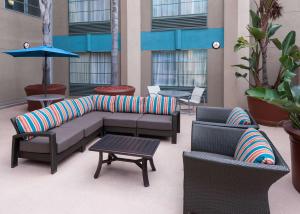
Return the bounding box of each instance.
[144,96,176,115]
[226,107,251,126]
[115,96,144,113]
[72,96,94,116]
[234,128,275,165]
[16,106,58,134]
[92,95,115,112]
[49,99,79,125]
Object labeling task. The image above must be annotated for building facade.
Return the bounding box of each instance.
[0,0,299,109]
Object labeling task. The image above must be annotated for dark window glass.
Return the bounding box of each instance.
[5,0,40,17]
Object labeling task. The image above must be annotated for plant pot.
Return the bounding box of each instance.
[94,85,135,96]
[24,84,66,111]
[247,96,289,126]
[283,121,300,193]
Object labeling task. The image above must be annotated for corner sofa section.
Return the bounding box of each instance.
[11,95,180,174]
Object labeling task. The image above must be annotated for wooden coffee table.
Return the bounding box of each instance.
[89,134,160,187]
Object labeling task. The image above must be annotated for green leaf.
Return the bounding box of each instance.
[248,27,266,40]
[233,64,250,70]
[246,87,267,99]
[250,10,261,28]
[234,37,249,52]
[271,38,282,50]
[282,31,296,55]
[267,24,281,38]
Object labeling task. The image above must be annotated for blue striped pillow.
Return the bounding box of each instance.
[115,96,144,113]
[72,96,95,116]
[49,99,79,124]
[92,95,115,112]
[234,128,275,165]
[16,107,58,134]
[144,96,176,115]
[226,107,251,126]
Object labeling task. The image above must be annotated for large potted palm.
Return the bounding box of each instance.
[247,30,300,192]
[25,0,66,111]
[234,0,289,126]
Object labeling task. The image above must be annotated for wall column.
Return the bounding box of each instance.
[120,0,142,95]
[223,0,250,108]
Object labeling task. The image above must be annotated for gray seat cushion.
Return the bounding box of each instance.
[104,112,143,128]
[20,126,84,154]
[60,111,112,137]
[137,114,172,131]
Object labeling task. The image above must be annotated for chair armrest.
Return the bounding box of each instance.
[183,151,290,180]
[196,107,231,123]
[191,122,244,156]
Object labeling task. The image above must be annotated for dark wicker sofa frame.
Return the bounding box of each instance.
[10,118,103,174]
[183,122,290,214]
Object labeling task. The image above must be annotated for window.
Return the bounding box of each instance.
[70,52,111,95]
[152,50,207,89]
[152,0,208,18]
[69,0,111,23]
[5,0,40,17]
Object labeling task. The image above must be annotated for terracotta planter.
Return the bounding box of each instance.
[24,84,66,111]
[94,85,135,96]
[247,96,289,126]
[283,121,300,193]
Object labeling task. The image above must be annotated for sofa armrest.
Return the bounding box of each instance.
[196,107,231,123]
[172,111,180,133]
[191,122,244,156]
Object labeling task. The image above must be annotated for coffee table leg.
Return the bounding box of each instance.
[142,159,149,187]
[94,152,103,179]
[149,158,156,171]
[107,153,113,165]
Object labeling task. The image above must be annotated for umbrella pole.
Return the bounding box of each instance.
[43,55,47,95]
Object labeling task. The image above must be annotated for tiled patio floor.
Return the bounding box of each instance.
[0,105,299,214]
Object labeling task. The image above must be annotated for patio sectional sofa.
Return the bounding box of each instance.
[11,95,180,174]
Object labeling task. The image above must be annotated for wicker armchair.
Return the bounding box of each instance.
[183,122,290,214]
[196,106,259,129]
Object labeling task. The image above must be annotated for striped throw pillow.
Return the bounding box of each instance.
[234,128,275,165]
[115,96,144,113]
[92,95,115,112]
[72,96,94,116]
[226,107,251,126]
[16,106,58,134]
[49,99,79,125]
[144,96,176,115]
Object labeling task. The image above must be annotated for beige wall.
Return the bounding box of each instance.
[223,0,250,108]
[53,0,69,95]
[0,5,43,107]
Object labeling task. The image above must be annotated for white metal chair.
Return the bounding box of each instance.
[147,85,161,97]
[179,87,205,113]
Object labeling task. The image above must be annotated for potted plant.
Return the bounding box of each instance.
[245,30,300,192]
[234,0,289,126]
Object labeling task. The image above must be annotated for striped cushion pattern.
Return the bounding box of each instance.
[16,107,58,134]
[226,107,251,126]
[234,128,275,165]
[144,96,176,115]
[92,95,115,112]
[49,100,79,125]
[72,96,94,116]
[115,96,144,113]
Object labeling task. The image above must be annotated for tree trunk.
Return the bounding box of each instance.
[111,0,120,86]
[39,0,53,85]
[260,42,269,86]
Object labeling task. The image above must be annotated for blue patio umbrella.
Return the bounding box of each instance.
[3,45,79,93]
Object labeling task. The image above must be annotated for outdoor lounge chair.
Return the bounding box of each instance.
[179,87,205,113]
[196,106,259,129]
[183,122,290,214]
[147,85,160,97]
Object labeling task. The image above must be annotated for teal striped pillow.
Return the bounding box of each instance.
[144,96,176,115]
[92,95,115,112]
[16,106,58,134]
[226,107,251,126]
[234,128,275,165]
[49,99,79,124]
[72,96,95,116]
[115,96,144,113]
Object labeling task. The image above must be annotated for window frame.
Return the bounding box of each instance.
[4,0,41,18]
